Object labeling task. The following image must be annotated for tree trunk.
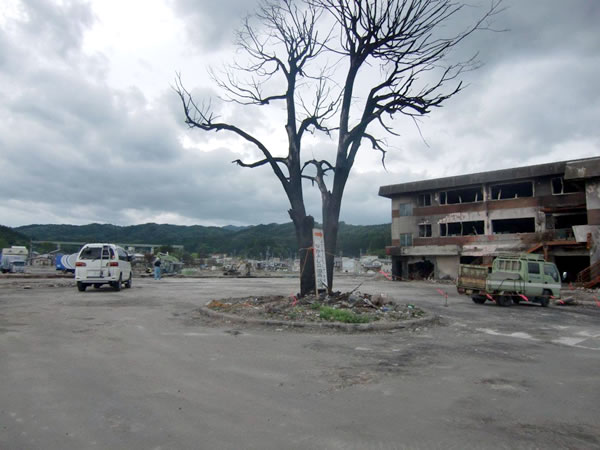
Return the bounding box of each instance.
[322,194,342,293]
[289,210,315,297]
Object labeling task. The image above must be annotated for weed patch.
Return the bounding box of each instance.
[319,306,370,323]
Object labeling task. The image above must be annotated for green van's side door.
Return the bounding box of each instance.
[526,261,544,296]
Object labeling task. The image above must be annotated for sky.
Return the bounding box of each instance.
[0,0,598,228]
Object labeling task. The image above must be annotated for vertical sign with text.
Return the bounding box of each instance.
[312,228,328,293]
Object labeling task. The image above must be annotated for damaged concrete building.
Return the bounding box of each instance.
[378,157,600,284]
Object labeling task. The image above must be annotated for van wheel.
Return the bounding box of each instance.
[541,289,551,307]
[471,295,486,304]
[497,295,512,307]
[125,273,132,289]
[112,275,122,291]
[77,282,87,292]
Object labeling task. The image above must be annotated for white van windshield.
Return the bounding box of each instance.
[79,247,114,260]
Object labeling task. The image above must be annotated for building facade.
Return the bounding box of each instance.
[379,158,600,281]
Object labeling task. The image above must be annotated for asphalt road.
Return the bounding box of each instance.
[1,275,599,450]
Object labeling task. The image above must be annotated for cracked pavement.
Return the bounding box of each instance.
[1,276,599,449]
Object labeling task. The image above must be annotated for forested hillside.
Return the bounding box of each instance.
[0,225,29,249]
[15,222,391,258]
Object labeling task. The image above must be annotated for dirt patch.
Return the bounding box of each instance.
[205,291,426,325]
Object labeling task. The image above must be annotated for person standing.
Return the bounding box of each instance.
[153,257,161,280]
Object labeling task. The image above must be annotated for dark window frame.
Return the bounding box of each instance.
[490,181,533,200]
[528,262,540,275]
[551,177,584,195]
[417,193,432,207]
[439,186,483,205]
[399,233,413,246]
[398,203,413,216]
[419,223,432,237]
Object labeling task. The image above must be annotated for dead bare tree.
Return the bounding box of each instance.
[175,0,503,296]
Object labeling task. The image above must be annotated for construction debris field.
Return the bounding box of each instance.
[1,275,600,449]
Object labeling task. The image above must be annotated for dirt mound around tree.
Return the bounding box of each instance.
[204,291,428,327]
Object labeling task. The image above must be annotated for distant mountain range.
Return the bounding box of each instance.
[9,222,391,258]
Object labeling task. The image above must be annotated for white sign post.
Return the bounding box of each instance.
[312,228,328,293]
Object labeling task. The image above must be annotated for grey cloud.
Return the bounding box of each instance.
[1,0,599,229]
[17,0,94,59]
[170,0,261,51]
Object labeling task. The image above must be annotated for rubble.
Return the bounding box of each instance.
[206,291,426,324]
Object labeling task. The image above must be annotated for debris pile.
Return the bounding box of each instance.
[206,291,425,324]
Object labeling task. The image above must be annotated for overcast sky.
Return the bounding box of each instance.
[0,0,598,228]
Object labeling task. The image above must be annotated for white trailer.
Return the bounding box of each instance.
[1,246,28,273]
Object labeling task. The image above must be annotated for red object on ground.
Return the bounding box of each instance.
[379,270,392,280]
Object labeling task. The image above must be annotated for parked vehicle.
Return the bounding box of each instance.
[1,246,27,273]
[56,253,78,273]
[457,253,561,307]
[75,244,132,291]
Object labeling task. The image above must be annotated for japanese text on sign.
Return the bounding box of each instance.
[312,229,328,292]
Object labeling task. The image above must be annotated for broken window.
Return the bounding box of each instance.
[398,203,413,216]
[419,224,432,237]
[417,193,431,207]
[439,186,483,204]
[439,220,484,236]
[492,217,535,234]
[552,177,584,195]
[490,181,533,200]
[399,233,412,246]
[554,213,588,229]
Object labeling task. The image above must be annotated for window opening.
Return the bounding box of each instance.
[419,224,432,237]
[552,177,584,195]
[398,203,413,216]
[399,233,413,246]
[439,220,484,236]
[439,186,483,205]
[490,181,533,200]
[492,218,535,234]
[554,213,587,229]
[417,193,431,207]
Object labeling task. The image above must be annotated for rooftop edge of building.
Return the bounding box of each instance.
[378,157,600,198]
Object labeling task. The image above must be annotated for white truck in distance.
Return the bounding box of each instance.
[0,246,28,273]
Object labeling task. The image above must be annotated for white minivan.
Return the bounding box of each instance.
[75,243,133,291]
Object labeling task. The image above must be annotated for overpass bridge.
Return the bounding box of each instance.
[30,241,184,254]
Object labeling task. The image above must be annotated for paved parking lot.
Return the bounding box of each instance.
[1,276,600,449]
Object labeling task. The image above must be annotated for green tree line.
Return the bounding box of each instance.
[12,222,391,258]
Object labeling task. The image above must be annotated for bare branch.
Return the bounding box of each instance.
[362,132,388,170]
[301,159,334,195]
[173,73,290,187]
